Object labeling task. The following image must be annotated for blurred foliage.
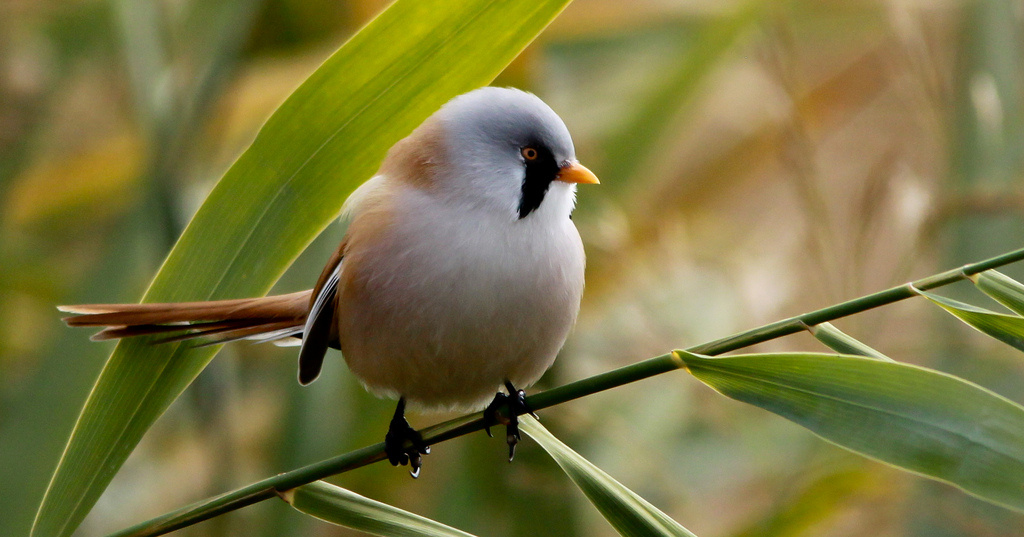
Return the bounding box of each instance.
[2,0,1024,536]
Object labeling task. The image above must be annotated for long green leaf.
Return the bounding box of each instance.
[283,481,475,537]
[520,416,697,537]
[973,270,1024,317]
[916,288,1024,352]
[32,1,572,535]
[676,350,1024,512]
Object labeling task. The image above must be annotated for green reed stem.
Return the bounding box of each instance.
[111,246,1024,537]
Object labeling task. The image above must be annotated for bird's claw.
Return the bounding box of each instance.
[484,381,535,461]
[385,400,430,478]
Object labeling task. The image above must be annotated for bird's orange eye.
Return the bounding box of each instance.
[521,147,538,160]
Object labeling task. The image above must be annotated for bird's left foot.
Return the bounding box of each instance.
[385,398,430,478]
[484,380,537,461]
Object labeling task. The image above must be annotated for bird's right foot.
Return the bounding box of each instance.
[484,380,537,462]
[384,398,430,478]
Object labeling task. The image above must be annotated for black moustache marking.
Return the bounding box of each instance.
[518,145,561,219]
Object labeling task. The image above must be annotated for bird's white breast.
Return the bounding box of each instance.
[336,178,584,411]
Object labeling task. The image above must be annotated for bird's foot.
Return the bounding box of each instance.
[385,398,430,478]
[484,380,538,461]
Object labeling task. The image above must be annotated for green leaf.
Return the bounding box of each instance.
[520,416,697,537]
[809,322,893,361]
[31,1,572,535]
[916,288,1024,352]
[676,350,1024,512]
[283,481,475,537]
[974,270,1024,317]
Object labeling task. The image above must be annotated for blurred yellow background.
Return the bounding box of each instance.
[3,0,1024,535]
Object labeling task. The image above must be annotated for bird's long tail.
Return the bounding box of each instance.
[59,290,313,346]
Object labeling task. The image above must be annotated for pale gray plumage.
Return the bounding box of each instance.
[318,87,590,410]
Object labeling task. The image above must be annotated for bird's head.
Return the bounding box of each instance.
[383,87,598,221]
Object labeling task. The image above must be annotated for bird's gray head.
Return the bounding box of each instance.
[429,87,598,221]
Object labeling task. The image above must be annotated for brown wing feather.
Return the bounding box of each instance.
[297,239,345,385]
[309,239,345,312]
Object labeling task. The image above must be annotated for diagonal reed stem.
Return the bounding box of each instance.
[111,246,1024,537]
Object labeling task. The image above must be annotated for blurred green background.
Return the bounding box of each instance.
[3,0,1024,535]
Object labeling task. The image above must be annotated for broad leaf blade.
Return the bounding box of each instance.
[520,416,697,537]
[32,1,572,535]
[809,322,893,361]
[676,350,1024,512]
[974,270,1024,317]
[284,481,475,537]
[916,289,1024,352]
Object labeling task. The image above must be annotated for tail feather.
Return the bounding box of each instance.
[90,319,264,341]
[60,291,312,345]
[59,291,312,327]
[189,322,305,347]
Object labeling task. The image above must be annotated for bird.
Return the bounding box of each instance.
[59,86,599,477]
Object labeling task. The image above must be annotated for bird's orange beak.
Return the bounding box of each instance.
[556,161,600,185]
